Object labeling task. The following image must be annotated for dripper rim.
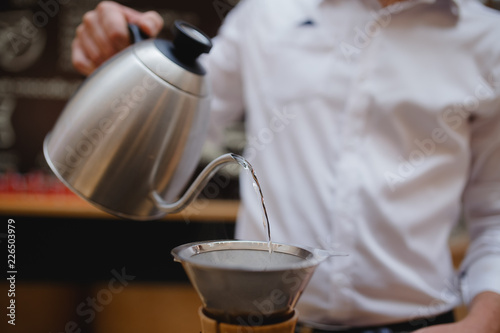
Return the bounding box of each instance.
[171,239,325,272]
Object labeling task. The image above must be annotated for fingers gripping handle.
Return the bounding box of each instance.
[128,24,149,43]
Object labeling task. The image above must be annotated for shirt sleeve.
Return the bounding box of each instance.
[203,0,252,146]
[460,70,500,306]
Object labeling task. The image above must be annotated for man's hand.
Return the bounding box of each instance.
[72,1,163,75]
[415,292,500,333]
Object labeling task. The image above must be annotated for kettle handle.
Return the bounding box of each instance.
[128,24,149,43]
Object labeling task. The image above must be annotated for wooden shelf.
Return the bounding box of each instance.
[0,193,239,222]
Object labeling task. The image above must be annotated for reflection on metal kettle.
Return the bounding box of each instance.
[44,21,240,220]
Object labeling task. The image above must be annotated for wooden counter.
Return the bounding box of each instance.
[0,193,240,222]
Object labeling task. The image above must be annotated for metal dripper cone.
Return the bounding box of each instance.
[171,240,323,325]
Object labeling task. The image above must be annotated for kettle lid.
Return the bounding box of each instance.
[134,21,213,96]
[155,21,213,76]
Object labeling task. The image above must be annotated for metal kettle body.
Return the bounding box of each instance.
[44,22,237,220]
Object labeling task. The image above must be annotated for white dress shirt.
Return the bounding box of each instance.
[205,0,500,327]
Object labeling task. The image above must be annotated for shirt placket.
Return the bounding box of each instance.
[327,5,381,318]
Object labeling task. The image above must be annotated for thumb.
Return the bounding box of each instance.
[122,8,164,38]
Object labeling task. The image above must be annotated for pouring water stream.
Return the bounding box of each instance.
[231,154,273,254]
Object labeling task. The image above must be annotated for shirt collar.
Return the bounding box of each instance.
[315,0,461,18]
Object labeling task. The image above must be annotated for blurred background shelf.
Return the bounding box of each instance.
[0,192,240,222]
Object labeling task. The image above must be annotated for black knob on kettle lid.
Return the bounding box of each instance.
[172,20,213,62]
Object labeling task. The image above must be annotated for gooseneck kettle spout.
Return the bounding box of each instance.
[151,153,239,214]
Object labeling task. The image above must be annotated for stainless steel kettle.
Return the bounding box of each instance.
[44,21,239,220]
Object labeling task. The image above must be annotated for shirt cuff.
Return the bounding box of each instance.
[460,254,500,306]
